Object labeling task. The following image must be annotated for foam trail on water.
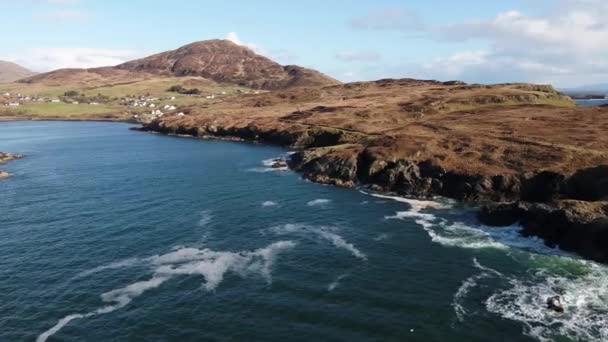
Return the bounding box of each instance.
[317,230,367,260]
[74,258,141,279]
[262,201,278,207]
[452,258,503,322]
[198,210,213,227]
[363,191,450,211]
[307,199,331,207]
[328,274,350,292]
[270,224,367,260]
[37,241,296,342]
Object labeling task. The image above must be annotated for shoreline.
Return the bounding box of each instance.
[132,122,608,264]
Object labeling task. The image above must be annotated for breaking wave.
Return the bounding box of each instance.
[307,199,331,207]
[452,257,608,342]
[262,201,278,207]
[37,241,296,342]
[270,223,367,260]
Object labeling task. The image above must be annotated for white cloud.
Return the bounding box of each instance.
[346,1,608,87]
[428,3,608,86]
[336,50,381,62]
[1,48,141,71]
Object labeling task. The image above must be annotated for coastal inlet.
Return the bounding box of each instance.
[1,121,607,342]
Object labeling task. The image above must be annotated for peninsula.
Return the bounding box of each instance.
[2,39,607,262]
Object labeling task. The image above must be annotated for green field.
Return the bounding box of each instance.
[0,102,124,119]
[0,76,253,120]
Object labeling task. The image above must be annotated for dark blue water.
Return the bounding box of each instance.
[1,121,607,342]
[575,99,608,106]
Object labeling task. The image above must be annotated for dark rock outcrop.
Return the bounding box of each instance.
[479,200,608,262]
[135,95,608,263]
[0,152,24,180]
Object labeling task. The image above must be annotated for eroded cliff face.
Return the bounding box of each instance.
[135,78,608,263]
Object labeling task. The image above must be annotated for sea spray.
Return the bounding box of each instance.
[37,241,296,342]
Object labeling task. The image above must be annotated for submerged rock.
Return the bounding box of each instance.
[271,159,288,169]
[546,296,565,313]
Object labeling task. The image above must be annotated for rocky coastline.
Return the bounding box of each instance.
[0,152,24,179]
[135,118,608,263]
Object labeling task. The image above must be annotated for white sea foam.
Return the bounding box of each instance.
[307,199,331,207]
[262,201,278,207]
[328,274,350,292]
[450,257,608,342]
[485,260,608,342]
[37,241,296,342]
[365,192,450,212]
[452,258,503,322]
[270,224,367,260]
[74,258,141,279]
[198,210,213,227]
[252,157,288,172]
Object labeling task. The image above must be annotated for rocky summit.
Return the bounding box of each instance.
[21,40,339,90]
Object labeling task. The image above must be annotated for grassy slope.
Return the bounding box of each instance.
[0,76,251,120]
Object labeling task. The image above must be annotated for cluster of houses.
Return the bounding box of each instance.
[122,96,177,108]
[124,95,185,123]
[1,92,101,107]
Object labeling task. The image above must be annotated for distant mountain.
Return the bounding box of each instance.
[0,60,37,83]
[116,40,339,90]
[21,40,340,90]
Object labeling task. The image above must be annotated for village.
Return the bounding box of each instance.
[0,85,264,123]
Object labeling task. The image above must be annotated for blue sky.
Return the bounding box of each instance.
[1,0,606,87]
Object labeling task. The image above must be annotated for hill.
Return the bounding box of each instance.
[0,60,36,83]
[19,40,340,90]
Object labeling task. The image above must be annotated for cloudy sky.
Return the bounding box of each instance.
[1,0,607,87]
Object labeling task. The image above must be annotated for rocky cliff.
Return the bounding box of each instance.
[135,78,608,262]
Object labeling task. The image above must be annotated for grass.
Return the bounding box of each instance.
[0,102,124,119]
[0,76,254,120]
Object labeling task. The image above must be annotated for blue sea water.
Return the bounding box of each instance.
[575,99,608,106]
[1,121,607,342]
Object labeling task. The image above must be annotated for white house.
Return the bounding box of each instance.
[177,112,185,116]
[51,99,61,103]
[8,102,20,107]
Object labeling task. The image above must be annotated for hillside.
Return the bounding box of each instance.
[19,67,152,87]
[0,60,36,83]
[116,40,339,90]
[19,40,340,90]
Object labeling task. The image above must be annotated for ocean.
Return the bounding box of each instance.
[1,121,606,341]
